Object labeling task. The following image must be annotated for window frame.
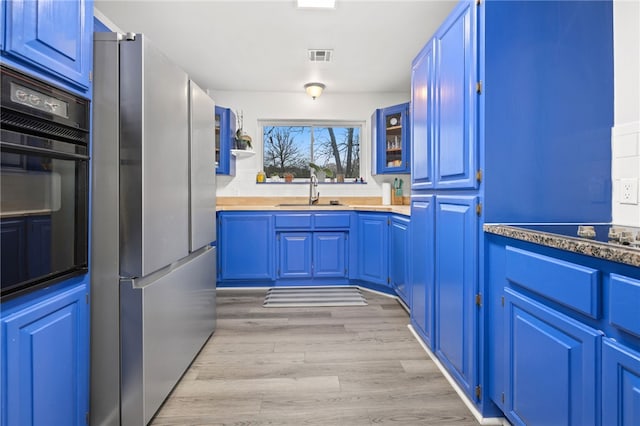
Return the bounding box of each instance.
[259,119,365,183]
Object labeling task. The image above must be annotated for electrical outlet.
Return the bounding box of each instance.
[620,178,639,205]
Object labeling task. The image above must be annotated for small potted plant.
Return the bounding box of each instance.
[309,162,333,182]
[283,172,294,183]
[234,110,252,150]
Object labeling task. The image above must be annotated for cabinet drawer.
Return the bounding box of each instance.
[313,213,351,229]
[610,274,640,337]
[505,246,600,318]
[274,214,312,229]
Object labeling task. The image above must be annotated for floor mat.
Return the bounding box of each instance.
[263,287,368,307]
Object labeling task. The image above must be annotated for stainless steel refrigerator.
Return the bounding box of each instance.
[91,32,217,426]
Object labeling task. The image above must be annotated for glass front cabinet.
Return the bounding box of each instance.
[372,102,410,175]
[215,106,236,176]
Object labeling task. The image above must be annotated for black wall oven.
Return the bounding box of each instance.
[1,65,90,299]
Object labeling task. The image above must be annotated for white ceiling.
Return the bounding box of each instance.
[94,0,456,96]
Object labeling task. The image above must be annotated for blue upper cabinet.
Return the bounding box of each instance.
[373,103,411,175]
[2,0,93,94]
[215,106,236,176]
[410,2,477,190]
[410,40,435,190]
[434,1,477,189]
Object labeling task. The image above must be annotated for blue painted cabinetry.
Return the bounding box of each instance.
[410,196,435,346]
[504,288,600,426]
[486,233,640,425]
[215,106,236,176]
[410,0,613,417]
[356,213,389,286]
[278,233,313,278]
[603,338,640,426]
[313,232,347,278]
[373,103,411,175]
[410,41,435,191]
[434,195,478,397]
[389,215,411,306]
[218,213,274,281]
[1,0,93,94]
[411,1,477,191]
[277,231,347,279]
[1,278,89,426]
[275,213,349,283]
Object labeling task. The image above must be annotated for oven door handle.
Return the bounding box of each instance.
[0,141,89,161]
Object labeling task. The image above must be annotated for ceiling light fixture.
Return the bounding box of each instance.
[297,0,336,9]
[304,82,325,100]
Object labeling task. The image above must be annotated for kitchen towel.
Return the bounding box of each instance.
[382,182,391,205]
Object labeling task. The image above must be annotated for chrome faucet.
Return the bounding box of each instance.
[309,174,319,205]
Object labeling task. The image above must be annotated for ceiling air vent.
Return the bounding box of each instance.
[308,49,333,62]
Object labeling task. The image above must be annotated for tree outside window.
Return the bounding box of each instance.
[262,123,361,180]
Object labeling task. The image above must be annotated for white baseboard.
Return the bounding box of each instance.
[407,324,510,426]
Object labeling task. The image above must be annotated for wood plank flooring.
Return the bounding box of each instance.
[150,288,480,426]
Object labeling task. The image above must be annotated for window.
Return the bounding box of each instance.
[262,122,361,181]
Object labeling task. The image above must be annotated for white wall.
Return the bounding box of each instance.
[207,90,410,199]
[612,0,640,226]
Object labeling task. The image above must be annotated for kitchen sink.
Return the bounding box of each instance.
[276,203,344,207]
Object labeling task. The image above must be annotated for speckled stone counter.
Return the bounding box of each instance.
[484,224,640,268]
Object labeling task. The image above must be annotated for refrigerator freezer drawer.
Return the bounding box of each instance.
[120,246,216,426]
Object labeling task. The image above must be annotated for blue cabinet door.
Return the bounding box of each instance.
[215,106,236,176]
[2,281,89,426]
[389,215,411,306]
[313,232,347,278]
[1,218,28,287]
[411,40,435,190]
[434,195,477,397]
[357,214,389,286]
[410,196,435,346]
[3,0,93,91]
[219,213,274,280]
[603,338,640,426]
[278,232,312,279]
[434,0,477,189]
[504,288,600,426]
[376,103,410,174]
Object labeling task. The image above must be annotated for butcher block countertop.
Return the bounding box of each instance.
[216,197,411,216]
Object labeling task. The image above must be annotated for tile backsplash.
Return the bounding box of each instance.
[612,122,640,227]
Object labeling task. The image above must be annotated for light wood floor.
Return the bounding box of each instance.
[150,288,480,426]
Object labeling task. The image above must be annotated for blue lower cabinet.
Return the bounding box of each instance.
[504,288,600,426]
[1,280,89,426]
[603,338,640,426]
[357,213,389,286]
[389,215,411,306]
[277,232,347,279]
[434,195,478,397]
[313,232,347,278]
[278,232,312,278]
[410,196,435,346]
[219,213,274,280]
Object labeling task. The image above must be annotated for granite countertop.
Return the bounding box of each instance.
[484,224,640,268]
